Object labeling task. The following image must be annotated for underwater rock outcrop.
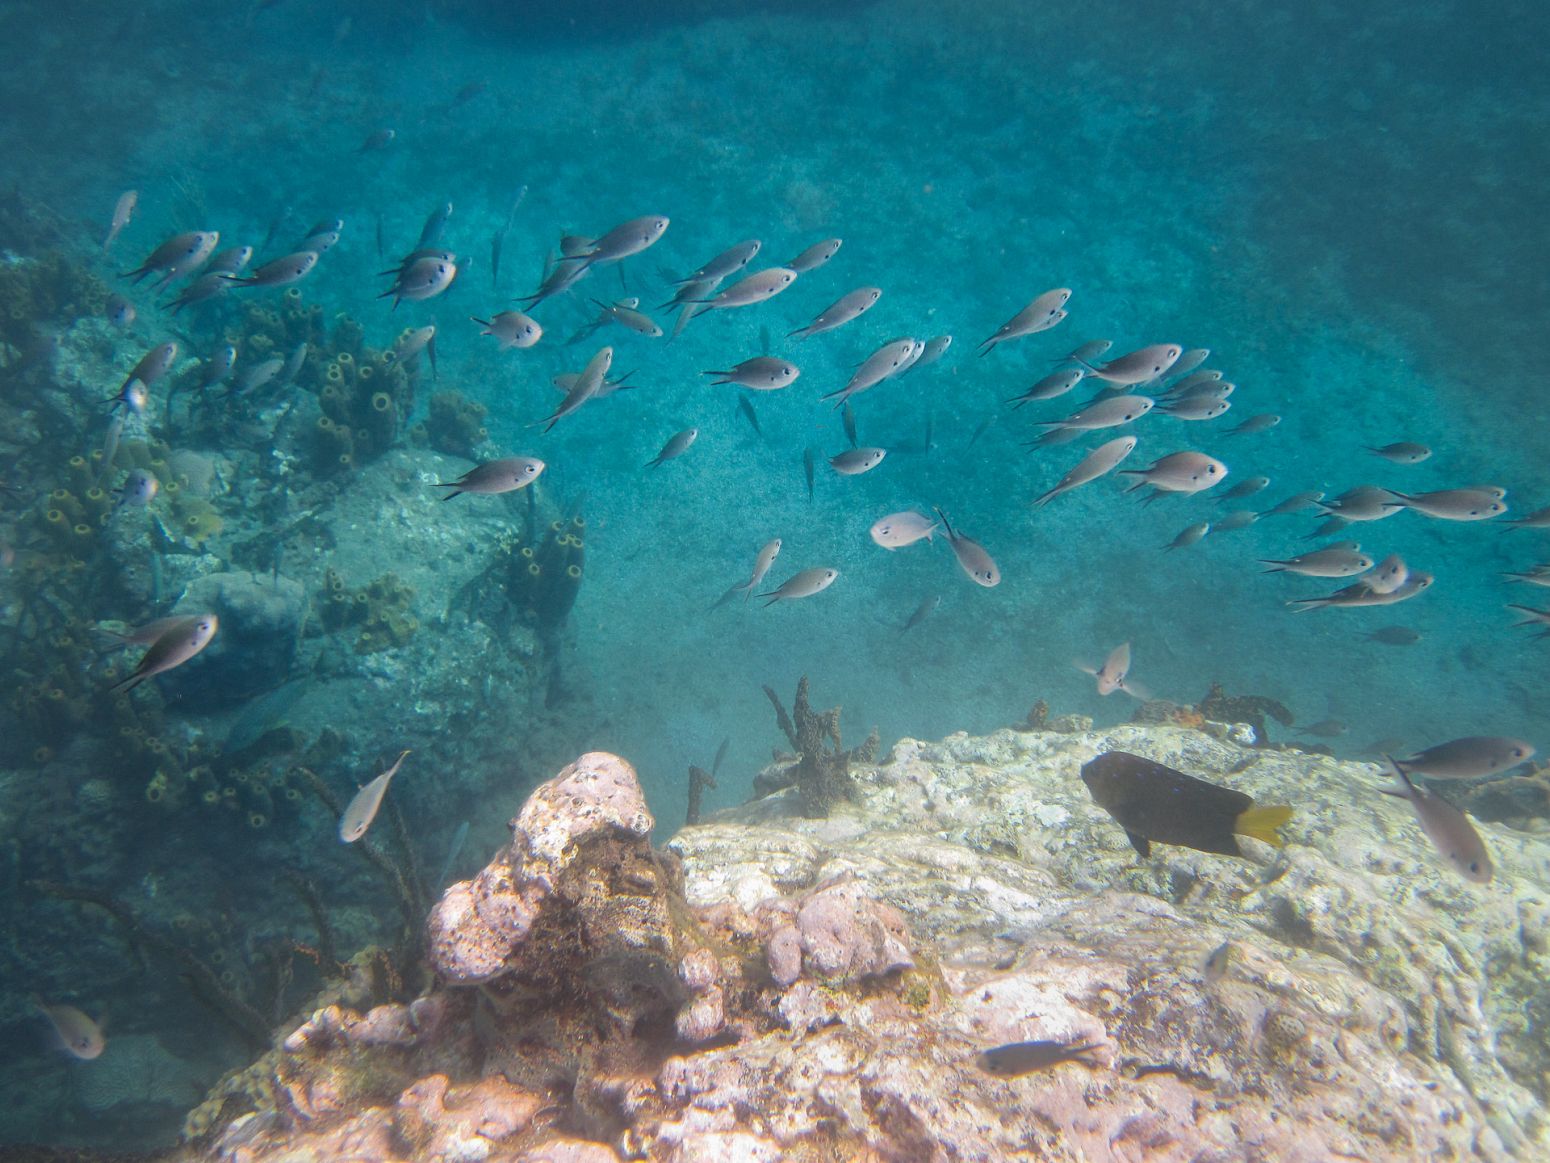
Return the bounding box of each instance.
[189,723,1549,1161]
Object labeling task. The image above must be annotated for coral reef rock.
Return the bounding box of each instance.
[194,726,1549,1161]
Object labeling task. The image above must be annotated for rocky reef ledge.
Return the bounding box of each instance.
[191,723,1549,1161]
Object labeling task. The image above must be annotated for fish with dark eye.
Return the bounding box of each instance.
[784,237,842,273]
[1384,488,1507,522]
[692,267,798,310]
[914,335,953,367]
[1056,339,1112,366]
[705,356,800,390]
[228,250,319,289]
[1378,758,1492,882]
[1164,521,1210,551]
[1229,413,1281,436]
[1163,347,1211,381]
[1259,543,1373,578]
[392,326,437,374]
[678,239,761,284]
[1081,343,1183,385]
[715,537,782,607]
[122,230,219,285]
[575,215,670,267]
[1119,451,1227,496]
[760,566,840,606]
[1032,436,1136,507]
[340,750,410,843]
[590,297,662,338]
[113,468,158,509]
[1080,750,1292,858]
[1361,553,1409,594]
[1209,510,1259,535]
[870,510,938,549]
[1006,368,1085,408]
[1288,571,1434,612]
[418,202,454,248]
[822,338,921,407]
[787,286,882,341]
[1367,441,1432,464]
[979,288,1072,354]
[1393,736,1534,780]
[36,1000,105,1060]
[646,427,699,469]
[976,1039,1102,1076]
[109,613,219,693]
[829,447,887,476]
[381,255,457,309]
[934,507,1000,587]
[473,311,542,350]
[1157,395,1231,421]
[436,456,545,500]
[105,294,135,329]
[1030,395,1155,444]
[167,272,232,314]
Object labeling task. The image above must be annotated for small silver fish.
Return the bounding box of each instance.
[901,594,941,633]
[1362,554,1409,594]
[979,288,1072,354]
[1260,543,1373,577]
[1378,760,1491,883]
[784,237,842,273]
[1164,522,1211,551]
[1260,490,1325,517]
[1007,368,1085,408]
[1288,572,1434,611]
[105,294,135,329]
[1079,641,1133,696]
[592,298,662,337]
[473,311,542,350]
[120,341,179,393]
[788,286,882,341]
[535,347,613,431]
[234,356,285,395]
[1229,413,1281,436]
[705,356,800,390]
[1119,451,1227,495]
[1385,488,1507,522]
[695,267,797,310]
[197,345,238,390]
[205,246,255,275]
[1209,510,1259,535]
[724,537,782,603]
[1367,441,1432,464]
[870,510,938,549]
[114,469,158,509]
[679,239,761,283]
[278,342,309,387]
[358,127,396,153]
[822,338,920,406]
[122,231,219,284]
[516,255,586,310]
[103,189,137,253]
[110,613,218,693]
[418,202,454,249]
[393,325,437,365]
[382,255,456,308]
[1318,486,1404,522]
[1034,395,1155,436]
[1032,435,1137,507]
[578,215,670,266]
[340,750,410,843]
[760,567,839,606]
[167,272,231,314]
[1217,476,1270,503]
[36,1000,105,1060]
[231,250,319,289]
[1083,343,1183,385]
[1157,395,1231,421]
[914,335,953,368]
[935,508,1000,587]
[646,427,699,468]
[829,447,887,475]
[96,614,198,649]
[1395,737,1534,780]
[436,456,545,499]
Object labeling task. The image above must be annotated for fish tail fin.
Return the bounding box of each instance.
[1235,804,1292,848]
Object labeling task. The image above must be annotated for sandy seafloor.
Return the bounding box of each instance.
[1,0,1548,1148]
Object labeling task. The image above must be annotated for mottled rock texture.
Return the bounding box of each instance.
[191,727,1549,1161]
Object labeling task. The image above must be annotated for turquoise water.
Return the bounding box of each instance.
[1,0,1546,1148]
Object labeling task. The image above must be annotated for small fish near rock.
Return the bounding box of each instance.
[1079,750,1292,859]
[976,1038,1103,1077]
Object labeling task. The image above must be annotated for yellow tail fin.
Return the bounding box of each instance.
[1236,804,1293,848]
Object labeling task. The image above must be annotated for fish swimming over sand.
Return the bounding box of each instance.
[704,357,800,390]
[823,338,921,407]
[976,1039,1102,1076]
[1367,441,1432,464]
[575,214,670,267]
[358,127,395,153]
[784,237,842,273]
[718,537,782,605]
[1006,368,1085,408]
[105,293,135,329]
[1260,543,1373,578]
[472,311,542,350]
[934,507,1000,587]
[110,613,218,693]
[979,288,1071,354]
[678,239,761,283]
[1032,436,1136,507]
[901,594,941,634]
[381,255,456,308]
[1378,758,1492,882]
[693,267,797,310]
[535,347,612,431]
[870,510,938,549]
[340,750,410,843]
[829,447,886,476]
[1384,488,1508,521]
[1119,451,1227,496]
[1229,413,1280,436]
[123,231,219,286]
[1080,750,1291,858]
[1031,395,1154,442]
[788,287,881,340]
[1393,736,1534,781]
[646,427,699,468]
[1361,553,1409,594]
[1288,571,1434,612]
[1217,476,1270,504]
[1082,343,1182,385]
[1164,522,1210,551]
[436,456,545,499]
[760,567,839,606]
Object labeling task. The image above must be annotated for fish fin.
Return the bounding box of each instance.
[1234,804,1292,848]
[1118,677,1153,701]
[1124,831,1151,858]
